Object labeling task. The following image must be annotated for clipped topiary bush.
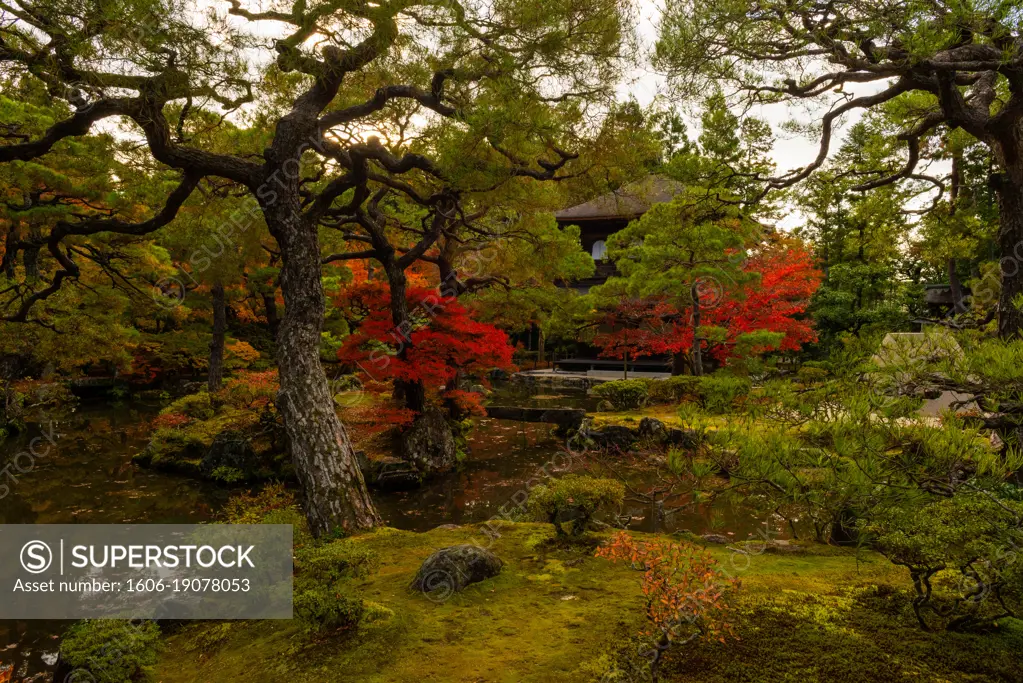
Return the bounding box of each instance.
[159,390,216,420]
[291,538,376,632]
[528,475,625,536]
[293,586,365,633]
[645,376,702,404]
[57,620,161,683]
[294,540,375,585]
[592,379,649,411]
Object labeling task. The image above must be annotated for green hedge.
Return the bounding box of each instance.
[592,379,649,410]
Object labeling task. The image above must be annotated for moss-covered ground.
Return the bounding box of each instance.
[154,523,1023,683]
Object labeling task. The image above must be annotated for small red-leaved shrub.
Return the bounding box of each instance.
[595,531,739,676]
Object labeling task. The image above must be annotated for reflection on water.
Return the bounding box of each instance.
[0,403,231,677]
[0,382,776,678]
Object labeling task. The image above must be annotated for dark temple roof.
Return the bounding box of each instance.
[555,174,685,222]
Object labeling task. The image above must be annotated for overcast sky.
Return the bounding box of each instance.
[624,1,891,230]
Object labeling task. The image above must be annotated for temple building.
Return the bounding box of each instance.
[555,174,684,294]
[546,175,685,373]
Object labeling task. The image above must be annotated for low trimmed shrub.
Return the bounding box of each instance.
[58,620,161,683]
[592,379,649,411]
[645,376,702,404]
[291,537,376,632]
[293,587,365,633]
[528,475,625,535]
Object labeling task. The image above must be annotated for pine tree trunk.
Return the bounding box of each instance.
[691,281,704,377]
[948,259,967,315]
[994,172,1023,339]
[208,283,226,392]
[2,222,17,278]
[23,244,39,280]
[948,149,967,315]
[265,204,379,536]
[262,291,280,338]
[384,262,426,414]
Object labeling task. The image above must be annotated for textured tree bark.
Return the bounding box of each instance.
[994,171,1023,339]
[208,283,226,392]
[671,351,688,376]
[947,149,968,315]
[265,202,379,535]
[22,244,39,280]
[2,222,18,278]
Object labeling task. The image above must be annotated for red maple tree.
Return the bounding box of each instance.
[593,240,822,366]
[336,281,515,413]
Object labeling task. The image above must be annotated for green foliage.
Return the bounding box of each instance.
[59,620,161,683]
[863,495,1023,631]
[527,475,625,535]
[292,540,375,633]
[696,373,751,414]
[293,541,375,585]
[592,379,649,411]
[160,391,215,420]
[644,376,702,404]
[659,335,1023,633]
[292,587,365,634]
[220,483,303,526]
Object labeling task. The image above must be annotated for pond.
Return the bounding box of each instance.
[0,382,779,678]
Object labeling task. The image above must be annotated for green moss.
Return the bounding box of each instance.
[60,620,161,683]
[154,524,1023,683]
[137,394,287,482]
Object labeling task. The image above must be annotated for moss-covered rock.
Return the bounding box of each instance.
[133,392,290,483]
[409,545,503,599]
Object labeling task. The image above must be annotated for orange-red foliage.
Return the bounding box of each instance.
[336,281,514,400]
[151,412,191,429]
[594,241,822,364]
[595,531,738,647]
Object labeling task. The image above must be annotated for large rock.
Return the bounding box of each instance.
[667,427,702,449]
[357,451,423,491]
[410,545,503,599]
[400,408,457,474]
[638,417,667,440]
